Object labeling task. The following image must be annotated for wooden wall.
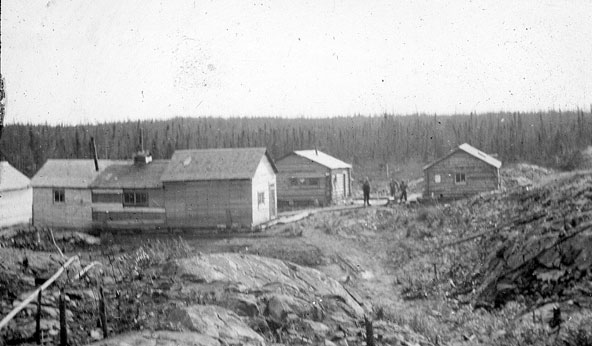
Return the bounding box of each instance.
[276,154,330,207]
[0,188,32,228]
[251,156,277,226]
[91,188,166,228]
[424,151,499,199]
[164,179,252,228]
[329,168,351,203]
[33,188,94,228]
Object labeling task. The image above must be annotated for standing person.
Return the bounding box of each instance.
[399,179,407,203]
[389,178,399,199]
[362,177,371,207]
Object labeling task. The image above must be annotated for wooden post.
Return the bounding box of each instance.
[433,263,438,281]
[364,315,375,346]
[99,286,108,338]
[35,290,42,344]
[59,290,67,346]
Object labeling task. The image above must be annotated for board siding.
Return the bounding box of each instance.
[164,180,253,228]
[91,188,166,228]
[33,188,94,228]
[329,168,351,202]
[424,151,500,199]
[251,156,277,226]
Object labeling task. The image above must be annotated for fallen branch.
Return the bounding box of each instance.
[48,228,65,258]
[0,255,78,330]
[73,261,102,281]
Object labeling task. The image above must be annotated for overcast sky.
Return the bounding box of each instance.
[2,0,591,124]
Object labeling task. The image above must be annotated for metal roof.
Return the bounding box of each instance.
[292,150,352,169]
[0,161,31,192]
[161,147,277,182]
[31,160,124,188]
[90,160,169,189]
[423,143,502,170]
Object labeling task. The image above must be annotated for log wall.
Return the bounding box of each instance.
[276,154,330,207]
[424,151,500,199]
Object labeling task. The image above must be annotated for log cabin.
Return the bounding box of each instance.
[0,161,32,228]
[160,147,278,229]
[423,143,501,200]
[276,150,352,208]
[31,159,122,228]
[90,152,168,230]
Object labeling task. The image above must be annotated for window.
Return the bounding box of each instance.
[53,188,65,203]
[434,174,441,183]
[290,177,320,187]
[455,173,466,184]
[257,192,265,206]
[123,191,148,207]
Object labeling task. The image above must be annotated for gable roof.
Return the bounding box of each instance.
[90,160,169,189]
[291,150,352,169]
[31,160,124,188]
[0,161,31,192]
[423,143,502,170]
[161,147,277,182]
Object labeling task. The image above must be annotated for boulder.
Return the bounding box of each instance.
[265,294,311,324]
[162,253,364,318]
[164,305,265,346]
[223,293,260,317]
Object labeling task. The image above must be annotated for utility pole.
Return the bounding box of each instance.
[0,75,5,142]
[0,75,6,161]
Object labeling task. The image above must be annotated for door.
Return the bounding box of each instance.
[269,183,276,219]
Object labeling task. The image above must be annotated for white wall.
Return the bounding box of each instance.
[0,188,32,228]
[251,156,277,226]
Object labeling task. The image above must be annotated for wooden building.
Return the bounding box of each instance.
[423,143,501,200]
[90,153,168,229]
[31,159,121,228]
[276,150,352,208]
[160,148,278,229]
[0,161,32,228]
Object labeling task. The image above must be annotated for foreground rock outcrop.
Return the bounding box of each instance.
[86,252,433,346]
[156,253,366,344]
[474,172,592,309]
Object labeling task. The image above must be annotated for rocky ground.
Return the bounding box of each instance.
[1,167,591,346]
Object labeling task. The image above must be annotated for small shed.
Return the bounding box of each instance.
[0,161,32,228]
[276,150,352,208]
[90,153,168,229]
[31,159,120,228]
[423,143,502,200]
[160,148,278,229]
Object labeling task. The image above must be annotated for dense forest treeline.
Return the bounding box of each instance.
[1,110,591,178]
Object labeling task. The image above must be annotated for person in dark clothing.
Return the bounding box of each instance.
[362,177,371,207]
[389,178,399,198]
[399,180,407,203]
